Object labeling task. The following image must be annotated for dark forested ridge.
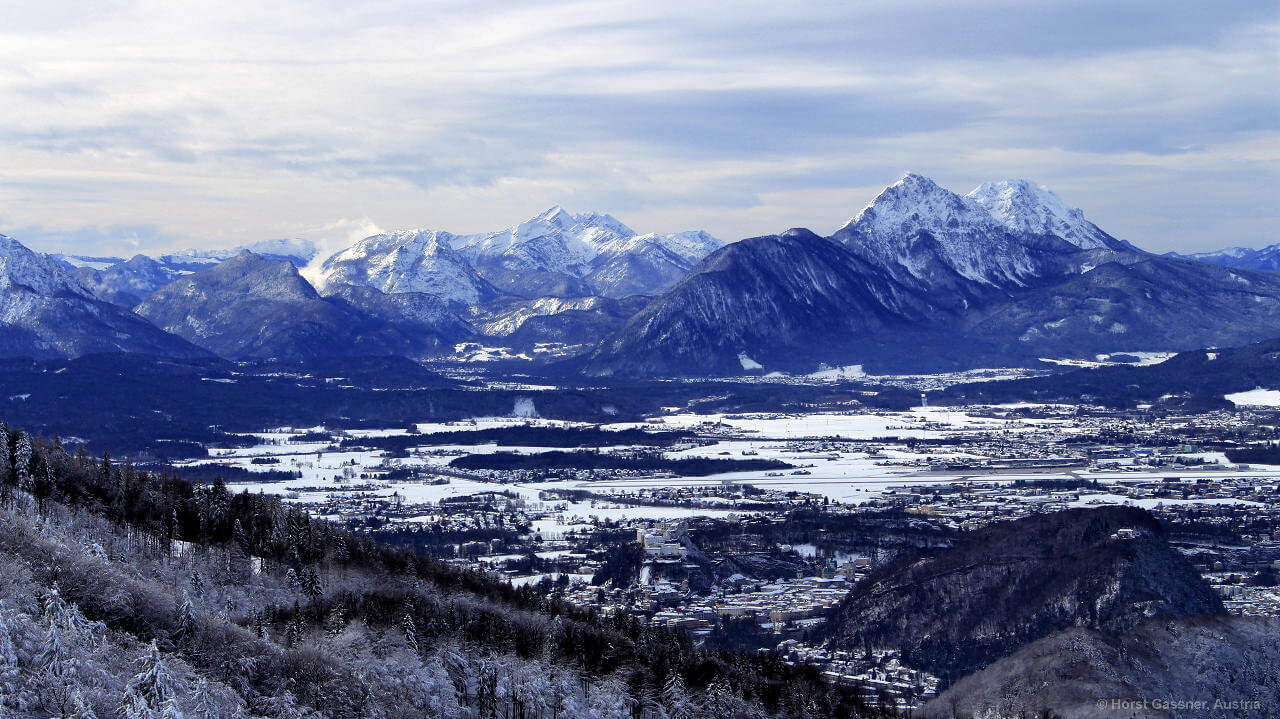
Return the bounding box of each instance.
[0,419,885,718]
[449,450,792,475]
[827,506,1225,684]
[942,337,1280,407]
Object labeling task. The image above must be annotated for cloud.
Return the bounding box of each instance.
[0,0,1275,256]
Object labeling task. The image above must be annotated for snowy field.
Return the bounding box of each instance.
[179,407,1280,523]
[1226,388,1280,407]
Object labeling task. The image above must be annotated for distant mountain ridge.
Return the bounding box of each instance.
[0,235,206,359]
[1166,242,1280,272]
[7,177,1280,371]
[136,251,465,359]
[316,207,724,301]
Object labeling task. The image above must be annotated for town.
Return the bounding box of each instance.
[171,400,1280,711]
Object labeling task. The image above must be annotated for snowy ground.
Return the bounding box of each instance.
[1226,388,1280,407]
[182,407,1280,523]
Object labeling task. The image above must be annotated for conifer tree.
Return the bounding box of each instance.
[123,640,180,718]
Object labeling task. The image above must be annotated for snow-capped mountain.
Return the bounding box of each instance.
[448,206,723,298]
[450,206,632,276]
[966,179,1129,251]
[52,239,319,309]
[831,174,1079,295]
[315,230,501,306]
[1167,243,1280,272]
[587,174,1280,377]
[0,235,88,296]
[315,208,723,303]
[0,234,205,358]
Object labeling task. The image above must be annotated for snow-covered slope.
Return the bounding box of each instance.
[0,235,88,296]
[967,179,1128,251]
[315,230,501,306]
[832,173,1079,293]
[449,206,633,276]
[586,230,725,298]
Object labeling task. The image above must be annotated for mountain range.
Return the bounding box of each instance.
[4,177,1279,373]
[312,206,722,302]
[0,235,206,359]
[586,175,1280,376]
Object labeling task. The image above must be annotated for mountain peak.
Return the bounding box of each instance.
[892,172,945,191]
[530,205,571,224]
[967,179,1124,250]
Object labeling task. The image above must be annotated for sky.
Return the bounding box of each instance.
[0,0,1277,259]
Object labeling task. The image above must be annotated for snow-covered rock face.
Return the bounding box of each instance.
[315,208,722,303]
[0,235,87,296]
[316,230,497,306]
[967,179,1122,250]
[450,206,638,275]
[834,173,1057,288]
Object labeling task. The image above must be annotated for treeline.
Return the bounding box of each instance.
[0,421,886,718]
[451,450,791,476]
[1226,443,1280,465]
[341,425,700,455]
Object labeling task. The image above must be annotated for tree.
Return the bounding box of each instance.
[191,679,218,719]
[402,609,419,654]
[662,672,694,719]
[68,690,98,719]
[123,641,180,718]
[301,567,323,601]
[0,423,11,482]
[175,594,198,642]
[11,434,29,490]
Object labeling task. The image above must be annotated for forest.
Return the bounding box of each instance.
[0,420,889,718]
[449,451,791,476]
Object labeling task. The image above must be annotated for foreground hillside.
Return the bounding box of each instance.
[827,507,1224,683]
[921,615,1280,719]
[0,423,879,718]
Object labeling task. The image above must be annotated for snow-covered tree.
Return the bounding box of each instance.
[123,640,181,718]
[190,678,218,719]
[301,567,322,601]
[402,608,418,654]
[13,435,32,490]
[175,593,197,642]
[663,673,696,719]
[0,423,11,481]
[68,689,98,719]
[37,625,71,679]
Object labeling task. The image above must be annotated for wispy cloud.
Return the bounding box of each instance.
[0,0,1275,255]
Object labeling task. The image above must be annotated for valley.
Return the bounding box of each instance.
[147,393,1280,712]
